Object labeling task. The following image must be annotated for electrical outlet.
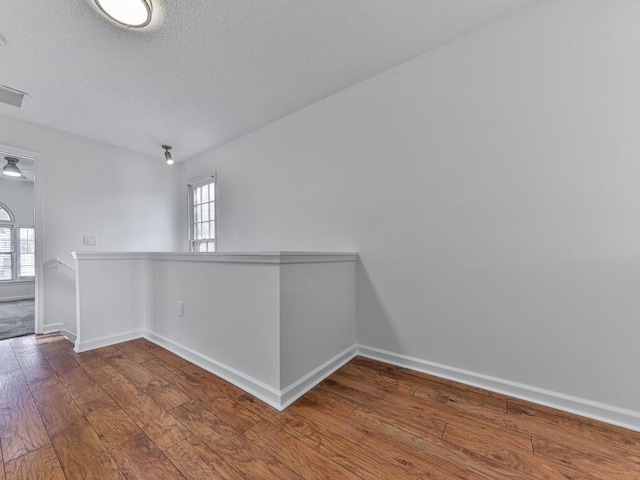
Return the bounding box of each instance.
[178,301,184,317]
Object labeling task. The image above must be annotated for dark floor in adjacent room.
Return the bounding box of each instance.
[0,299,34,341]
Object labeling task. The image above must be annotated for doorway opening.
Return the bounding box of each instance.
[0,152,36,340]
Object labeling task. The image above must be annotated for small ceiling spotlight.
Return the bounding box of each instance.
[162,145,174,165]
[2,157,22,177]
[94,0,152,28]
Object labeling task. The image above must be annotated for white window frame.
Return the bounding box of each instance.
[188,173,217,252]
[0,225,15,282]
[0,202,35,282]
[18,226,35,279]
[0,202,16,282]
[0,202,13,223]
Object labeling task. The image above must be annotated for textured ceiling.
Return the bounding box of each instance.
[0,0,536,161]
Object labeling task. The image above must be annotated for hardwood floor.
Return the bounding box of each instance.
[0,334,639,479]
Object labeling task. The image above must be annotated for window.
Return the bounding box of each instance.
[0,206,11,222]
[19,227,35,278]
[0,225,13,280]
[188,175,216,252]
[0,203,34,281]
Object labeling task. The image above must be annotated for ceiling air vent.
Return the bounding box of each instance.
[0,84,28,108]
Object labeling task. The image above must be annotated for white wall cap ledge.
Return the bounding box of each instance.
[71,251,358,264]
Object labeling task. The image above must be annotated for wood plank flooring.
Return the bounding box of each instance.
[0,334,639,479]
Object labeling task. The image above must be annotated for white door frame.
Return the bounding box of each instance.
[0,143,44,334]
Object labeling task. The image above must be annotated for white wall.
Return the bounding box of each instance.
[0,176,35,301]
[150,260,282,388]
[0,114,182,334]
[279,262,356,389]
[182,0,640,424]
[72,252,357,409]
[76,258,148,347]
[0,177,34,225]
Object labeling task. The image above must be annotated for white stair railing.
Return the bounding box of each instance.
[44,258,76,271]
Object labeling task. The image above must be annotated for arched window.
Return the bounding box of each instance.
[0,203,14,222]
[0,202,34,280]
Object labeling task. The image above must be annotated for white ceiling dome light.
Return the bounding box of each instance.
[94,0,152,28]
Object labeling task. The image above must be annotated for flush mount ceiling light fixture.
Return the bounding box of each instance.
[162,145,174,165]
[2,157,22,178]
[94,0,152,28]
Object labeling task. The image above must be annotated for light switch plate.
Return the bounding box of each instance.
[83,234,97,245]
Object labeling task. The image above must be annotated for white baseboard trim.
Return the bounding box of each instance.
[144,331,284,410]
[0,295,35,302]
[41,322,64,334]
[61,329,77,343]
[67,327,640,430]
[280,345,358,409]
[75,329,144,353]
[64,325,354,410]
[40,324,77,345]
[358,345,640,433]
